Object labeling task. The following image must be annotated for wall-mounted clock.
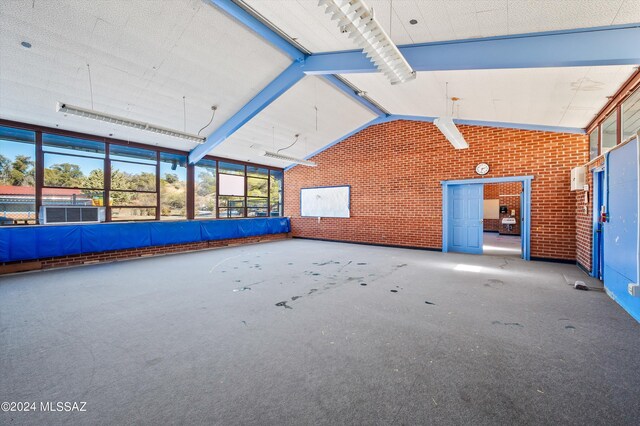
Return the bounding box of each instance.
[475,163,490,175]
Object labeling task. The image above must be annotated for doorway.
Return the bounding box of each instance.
[592,169,605,280]
[482,182,522,257]
[442,176,532,260]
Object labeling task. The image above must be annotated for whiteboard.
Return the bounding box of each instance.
[483,199,499,219]
[301,186,350,218]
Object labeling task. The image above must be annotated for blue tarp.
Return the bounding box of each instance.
[0,217,290,263]
[81,222,152,253]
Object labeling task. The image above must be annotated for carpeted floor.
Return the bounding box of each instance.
[1,239,638,425]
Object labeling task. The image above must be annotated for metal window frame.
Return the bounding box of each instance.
[0,118,284,224]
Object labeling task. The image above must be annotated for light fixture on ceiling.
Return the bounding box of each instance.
[434,92,468,149]
[261,151,317,167]
[251,143,317,167]
[434,117,468,150]
[409,19,418,25]
[318,0,415,85]
[56,102,206,143]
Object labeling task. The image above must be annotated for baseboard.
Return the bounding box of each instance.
[292,236,442,252]
[530,256,576,265]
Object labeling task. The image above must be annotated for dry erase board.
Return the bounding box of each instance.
[300,186,350,218]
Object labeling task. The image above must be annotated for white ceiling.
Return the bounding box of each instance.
[344,65,637,128]
[0,0,291,155]
[1,0,639,168]
[245,0,640,53]
[212,75,377,165]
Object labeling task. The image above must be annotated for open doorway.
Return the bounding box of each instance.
[442,176,532,260]
[482,182,522,257]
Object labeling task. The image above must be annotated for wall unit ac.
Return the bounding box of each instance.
[570,166,586,191]
[39,206,106,224]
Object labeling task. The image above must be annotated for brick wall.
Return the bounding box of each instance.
[285,120,588,260]
[0,233,289,275]
[483,182,521,234]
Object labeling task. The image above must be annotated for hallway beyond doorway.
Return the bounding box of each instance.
[483,232,521,257]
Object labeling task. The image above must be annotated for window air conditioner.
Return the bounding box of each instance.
[39,206,106,224]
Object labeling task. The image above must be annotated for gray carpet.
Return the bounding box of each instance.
[1,239,638,425]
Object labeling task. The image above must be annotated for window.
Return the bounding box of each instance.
[109,145,157,221]
[160,153,187,220]
[589,128,599,160]
[269,170,283,217]
[42,134,105,208]
[601,111,617,153]
[0,126,36,223]
[622,87,640,141]
[0,123,285,224]
[194,159,216,219]
[218,162,245,218]
[247,166,269,217]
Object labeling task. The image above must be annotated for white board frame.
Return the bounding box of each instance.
[300,185,350,218]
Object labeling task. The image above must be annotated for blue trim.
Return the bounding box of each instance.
[591,168,605,278]
[284,116,388,171]
[440,176,534,185]
[441,176,533,260]
[189,62,305,164]
[320,75,387,116]
[302,24,640,74]
[453,119,585,134]
[207,0,305,62]
[299,185,351,218]
[286,115,583,170]
[383,115,585,134]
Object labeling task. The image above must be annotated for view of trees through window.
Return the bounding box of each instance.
[195,159,216,218]
[0,124,284,224]
[0,127,36,223]
[160,153,187,220]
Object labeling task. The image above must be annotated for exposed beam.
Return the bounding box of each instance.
[189,62,305,164]
[320,75,388,116]
[284,115,388,171]
[303,24,640,74]
[207,0,305,62]
[191,0,387,164]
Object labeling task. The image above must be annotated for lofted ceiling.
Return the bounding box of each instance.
[212,75,377,165]
[343,65,637,128]
[1,0,639,168]
[245,0,640,53]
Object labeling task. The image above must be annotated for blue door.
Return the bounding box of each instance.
[448,184,483,254]
[593,170,605,280]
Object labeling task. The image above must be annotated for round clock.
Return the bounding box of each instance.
[475,163,490,175]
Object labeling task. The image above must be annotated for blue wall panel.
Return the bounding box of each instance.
[81,223,152,253]
[0,227,38,262]
[200,220,242,240]
[603,139,639,321]
[37,225,82,258]
[0,218,290,263]
[150,222,202,246]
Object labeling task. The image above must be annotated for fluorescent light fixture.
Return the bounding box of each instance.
[56,102,206,143]
[318,0,415,85]
[261,151,317,167]
[433,117,469,149]
[251,144,317,167]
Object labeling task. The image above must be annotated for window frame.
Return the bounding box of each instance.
[0,119,285,224]
[586,70,640,159]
